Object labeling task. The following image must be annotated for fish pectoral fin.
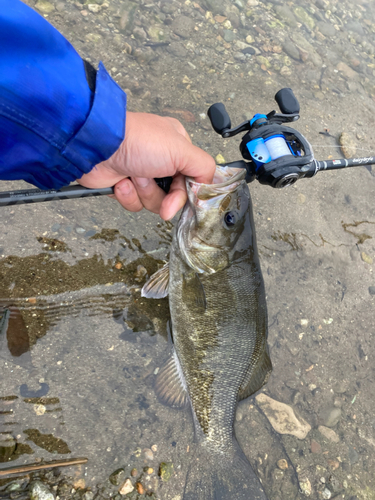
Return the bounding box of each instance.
[238,342,272,401]
[141,263,169,299]
[155,350,188,409]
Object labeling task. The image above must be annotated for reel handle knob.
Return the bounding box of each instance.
[275,88,300,115]
[208,103,232,135]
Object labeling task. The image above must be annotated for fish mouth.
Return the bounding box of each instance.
[186,166,246,200]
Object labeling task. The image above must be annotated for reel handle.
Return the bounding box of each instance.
[275,88,300,115]
[207,103,231,135]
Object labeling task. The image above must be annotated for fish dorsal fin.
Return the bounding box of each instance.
[155,350,188,409]
[238,342,272,401]
[141,263,169,299]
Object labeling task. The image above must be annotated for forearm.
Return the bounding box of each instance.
[0,0,126,190]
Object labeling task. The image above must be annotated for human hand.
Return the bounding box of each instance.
[78,112,216,220]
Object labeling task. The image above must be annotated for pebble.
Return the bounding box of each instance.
[35,0,55,13]
[83,492,94,500]
[361,252,373,265]
[172,16,196,38]
[30,481,55,500]
[109,469,125,486]
[322,488,332,499]
[118,478,134,495]
[0,434,16,460]
[255,393,311,439]
[136,482,145,494]
[144,448,154,461]
[298,476,312,496]
[159,462,174,482]
[310,439,321,453]
[51,223,61,232]
[369,286,375,296]
[277,459,288,470]
[151,444,158,452]
[87,4,101,13]
[215,154,226,164]
[320,407,341,428]
[318,425,340,443]
[223,30,235,42]
[339,132,357,158]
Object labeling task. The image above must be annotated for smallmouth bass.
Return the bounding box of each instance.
[142,166,272,499]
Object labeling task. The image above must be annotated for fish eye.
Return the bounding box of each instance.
[224,211,237,228]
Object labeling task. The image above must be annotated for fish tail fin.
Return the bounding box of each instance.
[183,438,268,500]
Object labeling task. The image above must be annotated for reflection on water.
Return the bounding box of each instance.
[1,0,375,497]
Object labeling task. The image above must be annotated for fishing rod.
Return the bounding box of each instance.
[0,87,373,207]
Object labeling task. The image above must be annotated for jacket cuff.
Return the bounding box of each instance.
[62,62,126,176]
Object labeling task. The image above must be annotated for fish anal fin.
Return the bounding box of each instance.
[155,350,188,409]
[141,263,169,299]
[238,342,272,401]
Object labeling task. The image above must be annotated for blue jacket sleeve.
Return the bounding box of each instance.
[0,0,126,190]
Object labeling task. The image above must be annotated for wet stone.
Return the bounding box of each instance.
[320,407,341,428]
[144,448,154,461]
[223,30,235,42]
[318,425,340,443]
[35,0,55,13]
[369,286,375,295]
[30,481,55,500]
[171,16,196,38]
[51,223,61,232]
[159,462,174,482]
[109,469,125,486]
[0,434,16,460]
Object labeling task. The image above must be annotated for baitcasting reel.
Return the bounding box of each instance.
[208,88,375,188]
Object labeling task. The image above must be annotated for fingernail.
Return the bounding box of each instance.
[134,177,150,188]
[119,180,132,195]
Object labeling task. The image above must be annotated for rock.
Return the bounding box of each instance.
[133,27,147,41]
[339,132,356,158]
[333,380,348,394]
[322,488,332,499]
[369,286,375,295]
[215,154,226,164]
[83,492,94,500]
[289,33,322,66]
[109,469,126,486]
[317,21,337,37]
[336,62,359,80]
[118,478,134,495]
[87,4,101,13]
[167,42,188,59]
[299,476,312,496]
[293,6,315,30]
[35,1,55,13]
[255,393,311,439]
[345,21,365,36]
[171,16,196,38]
[318,425,340,443]
[320,407,341,428]
[273,5,297,27]
[159,462,174,482]
[0,434,16,460]
[119,1,138,32]
[277,459,288,470]
[361,252,373,265]
[283,39,300,61]
[30,481,55,500]
[144,448,154,460]
[162,107,195,123]
[310,439,321,453]
[201,0,227,15]
[223,30,235,42]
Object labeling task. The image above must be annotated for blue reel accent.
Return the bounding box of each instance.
[250,113,268,127]
[246,138,272,170]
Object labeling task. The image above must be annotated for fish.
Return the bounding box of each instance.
[142,165,272,500]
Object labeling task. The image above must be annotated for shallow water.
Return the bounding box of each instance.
[1,0,375,499]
